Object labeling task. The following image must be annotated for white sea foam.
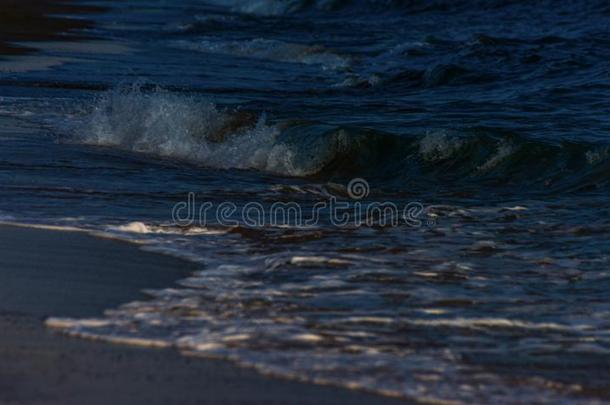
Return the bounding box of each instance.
[75,86,309,176]
[109,221,228,235]
[585,146,610,165]
[42,216,603,404]
[290,255,352,266]
[402,318,588,332]
[418,130,465,161]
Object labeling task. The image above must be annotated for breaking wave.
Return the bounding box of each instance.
[72,85,303,175]
[71,86,610,193]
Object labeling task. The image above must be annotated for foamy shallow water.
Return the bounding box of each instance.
[2,0,610,403]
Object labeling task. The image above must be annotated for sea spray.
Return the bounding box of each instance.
[75,85,304,175]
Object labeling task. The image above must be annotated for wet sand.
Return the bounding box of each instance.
[0,224,408,404]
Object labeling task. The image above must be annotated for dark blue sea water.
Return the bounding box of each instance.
[1,0,610,403]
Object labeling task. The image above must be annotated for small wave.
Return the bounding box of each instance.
[72,85,306,176]
[68,85,610,192]
[337,30,584,91]
[336,64,489,90]
[171,38,349,69]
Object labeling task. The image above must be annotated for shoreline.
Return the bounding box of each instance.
[0,224,408,404]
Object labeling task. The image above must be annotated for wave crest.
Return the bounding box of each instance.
[77,85,300,175]
[71,86,610,192]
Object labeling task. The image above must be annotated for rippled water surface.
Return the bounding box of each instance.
[1,0,610,403]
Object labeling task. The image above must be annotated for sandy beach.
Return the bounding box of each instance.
[0,224,407,404]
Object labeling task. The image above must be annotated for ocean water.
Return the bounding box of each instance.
[2,0,610,403]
